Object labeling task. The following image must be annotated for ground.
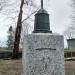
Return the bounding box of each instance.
[0,59,74,75]
[0,59,21,75]
[65,61,75,75]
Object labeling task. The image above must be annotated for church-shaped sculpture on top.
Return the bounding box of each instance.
[33,0,52,33]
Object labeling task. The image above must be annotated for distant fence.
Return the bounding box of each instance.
[64,51,75,58]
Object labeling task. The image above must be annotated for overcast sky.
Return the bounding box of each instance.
[0,0,72,47]
[45,0,72,34]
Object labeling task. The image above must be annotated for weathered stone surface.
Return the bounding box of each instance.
[22,33,65,75]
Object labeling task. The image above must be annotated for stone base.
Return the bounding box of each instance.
[22,33,65,75]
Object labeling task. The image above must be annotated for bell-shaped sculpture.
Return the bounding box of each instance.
[33,0,52,33]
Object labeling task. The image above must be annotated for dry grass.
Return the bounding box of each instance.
[0,59,75,75]
[0,59,21,75]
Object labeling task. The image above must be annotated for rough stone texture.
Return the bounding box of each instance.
[22,33,65,75]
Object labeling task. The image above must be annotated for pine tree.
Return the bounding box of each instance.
[7,26,14,50]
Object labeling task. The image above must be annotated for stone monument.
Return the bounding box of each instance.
[22,0,65,75]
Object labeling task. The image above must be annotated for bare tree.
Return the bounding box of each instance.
[64,26,75,39]
[0,0,9,11]
[12,0,24,59]
[0,0,39,59]
[12,0,39,59]
[64,0,75,39]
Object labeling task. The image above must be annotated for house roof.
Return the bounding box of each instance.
[67,38,75,41]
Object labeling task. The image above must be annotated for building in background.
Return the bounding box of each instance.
[64,38,75,58]
[67,39,75,50]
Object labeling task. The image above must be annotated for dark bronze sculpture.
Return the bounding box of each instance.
[33,0,52,33]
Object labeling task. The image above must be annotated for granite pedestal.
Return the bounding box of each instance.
[22,33,65,75]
